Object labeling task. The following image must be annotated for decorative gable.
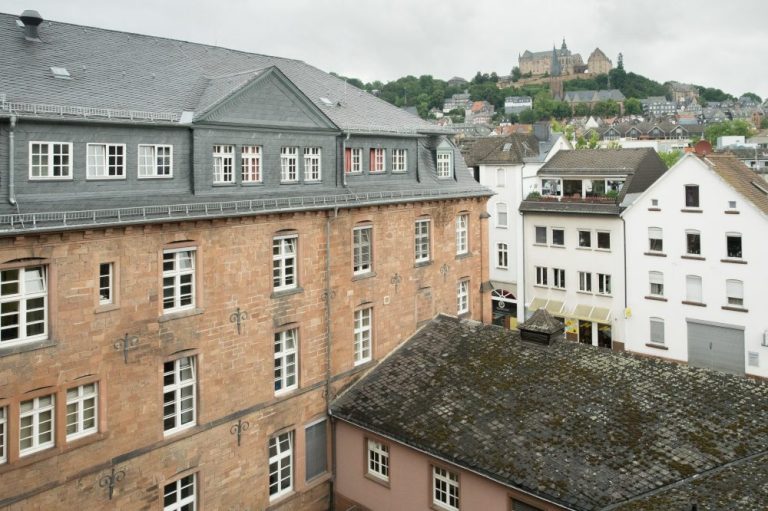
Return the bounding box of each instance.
[195,67,337,130]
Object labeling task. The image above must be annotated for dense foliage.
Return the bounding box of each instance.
[703,120,755,143]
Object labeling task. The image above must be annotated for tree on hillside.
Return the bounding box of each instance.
[617,53,624,70]
[519,109,537,124]
[741,92,762,103]
[704,120,755,143]
[592,100,620,118]
[573,103,591,117]
[511,66,522,82]
[697,86,735,103]
[624,97,642,116]
[761,117,768,129]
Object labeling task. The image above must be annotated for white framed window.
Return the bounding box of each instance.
[303,147,322,182]
[162,249,195,312]
[534,226,547,244]
[354,307,372,365]
[578,230,591,248]
[497,203,508,228]
[305,419,328,481]
[212,145,234,183]
[497,243,508,269]
[0,406,5,464]
[415,219,431,263]
[432,466,460,511]
[66,383,98,440]
[370,148,386,173]
[726,233,742,259]
[163,356,196,435]
[99,262,113,305]
[138,144,173,178]
[367,439,389,481]
[0,266,47,346]
[437,151,453,178]
[686,275,703,303]
[392,148,407,173]
[87,143,125,179]
[578,271,592,292]
[242,145,262,183]
[456,214,468,255]
[496,168,505,187]
[353,226,373,275]
[726,279,744,307]
[597,231,611,250]
[29,142,72,179]
[552,268,566,289]
[347,148,362,174]
[163,473,196,511]
[273,235,298,291]
[535,266,547,286]
[650,317,665,345]
[457,279,469,314]
[597,273,611,295]
[19,394,55,456]
[686,230,701,255]
[274,329,298,394]
[269,431,294,500]
[649,271,664,296]
[552,228,565,247]
[648,227,663,253]
[280,147,299,182]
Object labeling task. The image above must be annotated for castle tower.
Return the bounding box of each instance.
[549,46,564,100]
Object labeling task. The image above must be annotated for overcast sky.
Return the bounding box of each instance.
[5,0,767,100]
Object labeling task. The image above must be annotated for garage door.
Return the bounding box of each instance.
[687,321,745,376]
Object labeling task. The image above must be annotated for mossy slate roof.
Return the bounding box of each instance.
[330,315,768,511]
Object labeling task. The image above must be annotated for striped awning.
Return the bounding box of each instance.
[570,304,612,323]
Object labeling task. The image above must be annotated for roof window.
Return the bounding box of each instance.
[50,67,71,79]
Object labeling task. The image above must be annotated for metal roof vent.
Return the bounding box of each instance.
[19,10,44,42]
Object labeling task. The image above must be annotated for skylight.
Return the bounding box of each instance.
[50,67,71,79]
[319,97,333,106]
[503,143,513,152]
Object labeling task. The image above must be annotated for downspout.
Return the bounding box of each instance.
[415,139,421,183]
[8,114,17,205]
[622,215,627,310]
[518,162,526,324]
[341,132,350,188]
[325,206,339,510]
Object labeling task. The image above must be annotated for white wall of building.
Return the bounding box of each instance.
[623,155,768,378]
[523,212,626,346]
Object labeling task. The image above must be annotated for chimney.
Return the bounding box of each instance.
[19,10,43,42]
[533,121,550,142]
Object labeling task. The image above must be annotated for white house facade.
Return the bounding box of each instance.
[623,153,768,378]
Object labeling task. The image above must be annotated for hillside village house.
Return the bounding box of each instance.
[461,126,569,328]
[623,154,768,378]
[519,149,667,348]
[0,10,491,510]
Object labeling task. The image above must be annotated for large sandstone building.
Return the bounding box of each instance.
[0,10,491,510]
[519,40,612,77]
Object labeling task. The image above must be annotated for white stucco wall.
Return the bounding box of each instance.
[623,155,768,378]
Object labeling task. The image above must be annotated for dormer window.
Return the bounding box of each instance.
[437,151,452,178]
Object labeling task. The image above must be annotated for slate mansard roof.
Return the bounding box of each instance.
[330,315,768,511]
[0,12,439,135]
[520,148,667,215]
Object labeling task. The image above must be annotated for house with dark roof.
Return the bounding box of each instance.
[519,148,667,349]
[330,315,768,510]
[622,153,768,378]
[0,9,492,510]
[460,127,570,328]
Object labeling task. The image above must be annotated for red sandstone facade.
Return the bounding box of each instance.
[0,198,488,510]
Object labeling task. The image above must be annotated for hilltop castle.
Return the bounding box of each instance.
[519,39,612,77]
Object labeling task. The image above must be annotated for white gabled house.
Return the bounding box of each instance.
[622,153,768,378]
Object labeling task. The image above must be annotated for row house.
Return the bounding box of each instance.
[519,148,667,348]
[583,121,705,143]
[0,10,492,510]
[623,154,768,378]
[461,127,569,328]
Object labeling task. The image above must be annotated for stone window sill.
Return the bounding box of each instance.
[550,244,566,249]
[647,207,661,212]
[0,337,57,358]
[364,472,391,488]
[681,208,703,213]
[455,252,472,260]
[682,300,706,307]
[644,252,666,257]
[681,255,705,261]
[352,271,377,282]
[645,295,668,302]
[95,303,120,314]
[722,305,749,313]
[159,307,204,323]
[724,210,740,215]
[414,260,432,268]
[645,342,668,350]
[721,258,747,265]
[271,287,304,299]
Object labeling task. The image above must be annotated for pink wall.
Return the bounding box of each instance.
[334,421,559,511]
